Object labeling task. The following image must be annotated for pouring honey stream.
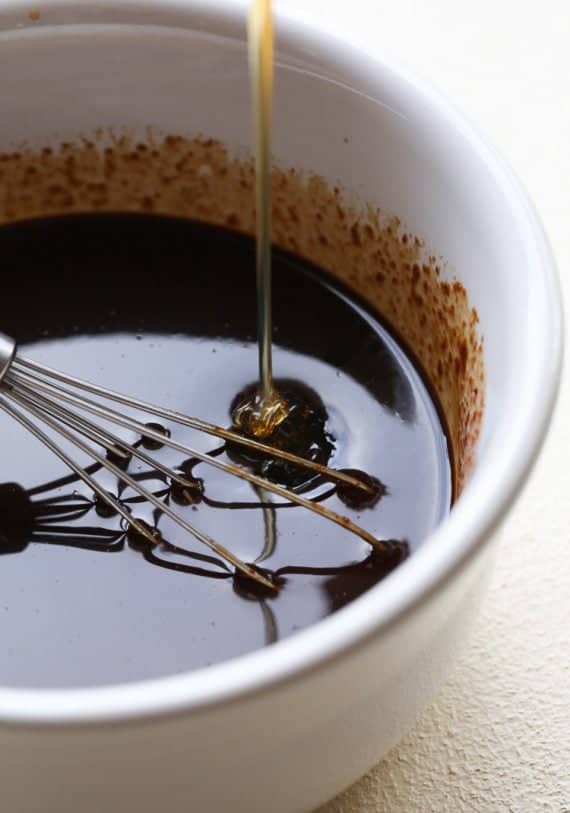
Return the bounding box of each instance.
[232,0,290,438]
[231,0,375,507]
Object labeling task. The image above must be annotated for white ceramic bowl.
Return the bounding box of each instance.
[0,2,562,811]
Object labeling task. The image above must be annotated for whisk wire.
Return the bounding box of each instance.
[5,364,388,553]
[13,356,371,493]
[0,392,269,587]
[0,333,394,590]
[9,380,192,487]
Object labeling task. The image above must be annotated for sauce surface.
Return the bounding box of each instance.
[0,214,451,688]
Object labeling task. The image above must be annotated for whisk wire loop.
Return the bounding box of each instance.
[13,356,371,493]
[0,333,391,590]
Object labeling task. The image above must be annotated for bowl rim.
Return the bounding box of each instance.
[0,0,563,727]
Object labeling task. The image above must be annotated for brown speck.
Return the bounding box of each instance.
[29,9,40,21]
[165,135,182,149]
[287,206,300,224]
[458,340,468,372]
[225,212,240,228]
[350,223,361,247]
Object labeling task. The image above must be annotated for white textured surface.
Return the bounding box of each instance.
[271,0,570,810]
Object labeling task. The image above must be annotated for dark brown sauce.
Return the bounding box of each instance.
[0,213,451,688]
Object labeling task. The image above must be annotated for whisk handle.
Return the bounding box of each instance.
[0,332,16,384]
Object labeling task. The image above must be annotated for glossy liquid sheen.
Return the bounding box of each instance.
[0,214,451,688]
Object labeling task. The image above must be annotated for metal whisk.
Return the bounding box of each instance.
[0,331,391,591]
